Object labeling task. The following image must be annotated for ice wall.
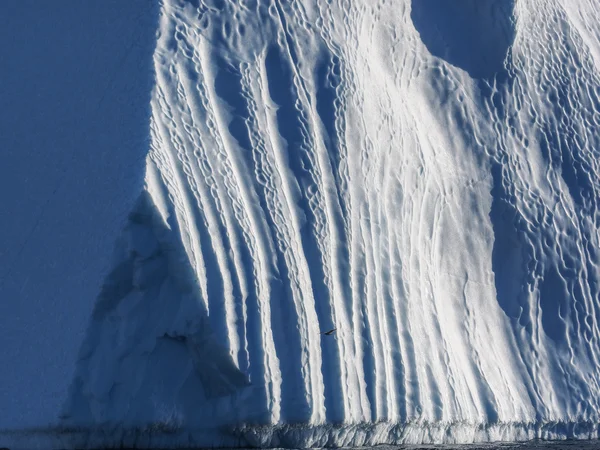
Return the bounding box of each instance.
[4,0,600,448]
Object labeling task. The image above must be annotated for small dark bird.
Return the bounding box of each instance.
[321,328,337,336]
[161,332,187,342]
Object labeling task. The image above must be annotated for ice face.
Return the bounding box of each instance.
[3,0,600,447]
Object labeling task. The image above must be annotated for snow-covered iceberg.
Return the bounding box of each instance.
[3,0,600,448]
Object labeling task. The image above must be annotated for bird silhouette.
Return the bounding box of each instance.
[321,328,337,336]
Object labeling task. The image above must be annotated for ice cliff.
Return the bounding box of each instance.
[3,0,600,448]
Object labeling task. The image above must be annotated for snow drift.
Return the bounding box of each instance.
[3,0,600,448]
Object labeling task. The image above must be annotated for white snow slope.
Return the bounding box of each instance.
[3,0,600,448]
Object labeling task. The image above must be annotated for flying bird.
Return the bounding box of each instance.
[321,328,337,336]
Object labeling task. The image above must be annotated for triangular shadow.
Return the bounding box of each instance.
[60,191,249,431]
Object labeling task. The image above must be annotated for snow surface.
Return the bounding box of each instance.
[3,0,600,448]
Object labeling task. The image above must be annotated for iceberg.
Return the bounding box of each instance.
[2,0,600,447]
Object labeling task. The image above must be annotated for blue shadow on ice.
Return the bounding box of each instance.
[411,0,516,79]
